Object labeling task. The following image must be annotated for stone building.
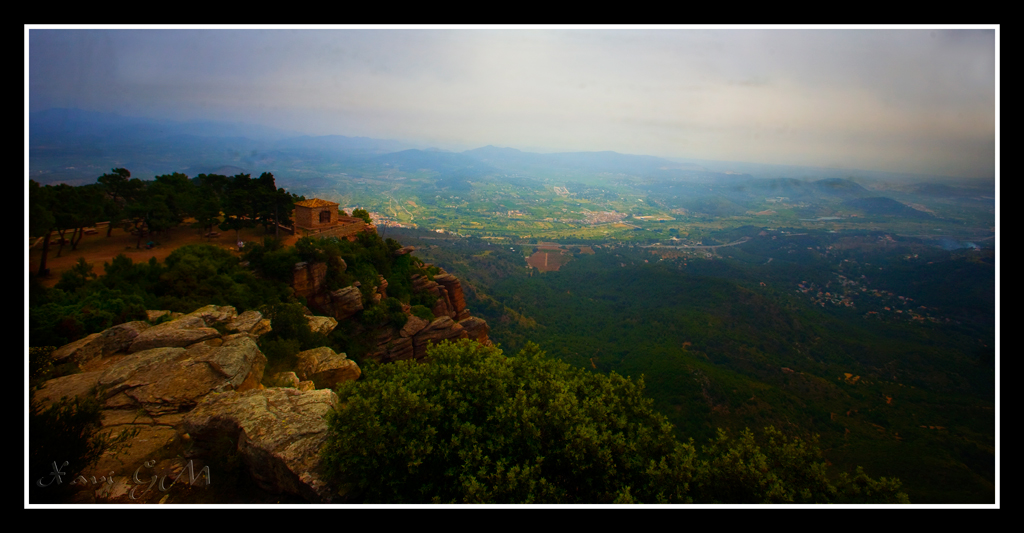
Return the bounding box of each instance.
[291,198,376,240]
[293,198,340,232]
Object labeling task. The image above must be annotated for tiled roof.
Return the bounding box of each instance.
[294,198,339,208]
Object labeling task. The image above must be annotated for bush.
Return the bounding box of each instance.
[321,340,911,504]
[410,305,434,321]
[257,303,328,361]
[321,340,695,503]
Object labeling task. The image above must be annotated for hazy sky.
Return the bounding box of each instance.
[27,26,997,179]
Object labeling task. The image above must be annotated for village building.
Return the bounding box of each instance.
[291,198,376,240]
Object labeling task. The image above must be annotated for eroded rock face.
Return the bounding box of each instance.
[433,274,466,316]
[412,316,468,360]
[380,336,414,363]
[295,347,360,390]
[35,304,364,503]
[458,317,491,345]
[292,262,328,300]
[400,315,429,338]
[326,286,363,321]
[179,388,340,502]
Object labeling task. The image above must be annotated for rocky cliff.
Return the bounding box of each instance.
[290,249,490,364]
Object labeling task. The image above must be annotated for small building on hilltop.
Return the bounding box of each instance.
[292,198,376,240]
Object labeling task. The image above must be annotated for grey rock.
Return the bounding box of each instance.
[180,388,340,502]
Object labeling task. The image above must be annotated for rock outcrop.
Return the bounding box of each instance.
[33,304,355,503]
[292,262,328,301]
[294,346,360,389]
[128,316,221,353]
[324,286,363,321]
[412,316,469,360]
[306,316,338,336]
[458,316,490,345]
[432,273,466,317]
[51,321,151,365]
[180,388,340,502]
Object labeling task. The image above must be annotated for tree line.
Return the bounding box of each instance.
[29,169,303,276]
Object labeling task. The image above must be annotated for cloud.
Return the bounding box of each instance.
[28,27,996,178]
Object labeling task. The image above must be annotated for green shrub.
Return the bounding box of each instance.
[410,305,434,321]
[321,340,695,504]
[321,340,911,504]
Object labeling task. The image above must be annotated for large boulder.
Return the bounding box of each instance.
[50,321,151,365]
[306,316,338,336]
[294,347,360,390]
[227,310,269,336]
[128,316,221,353]
[179,388,340,502]
[97,336,266,416]
[458,316,491,345]
[98,347,188,398]
[190,335,267,393]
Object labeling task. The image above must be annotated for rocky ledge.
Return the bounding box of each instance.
[32,304,356,503]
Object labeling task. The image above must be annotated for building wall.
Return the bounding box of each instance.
[294,206,315,230]
[294,205,339,230]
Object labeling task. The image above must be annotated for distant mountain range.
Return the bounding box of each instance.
[28,109,994,193]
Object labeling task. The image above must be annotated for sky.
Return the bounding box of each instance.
[26,26,998,179]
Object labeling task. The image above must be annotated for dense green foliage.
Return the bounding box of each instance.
[400,227,994,503]
[256,302,330,370]
[322,339,909,504]
[30,245,293,347]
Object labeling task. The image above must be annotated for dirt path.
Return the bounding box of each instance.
[29,222,301,288]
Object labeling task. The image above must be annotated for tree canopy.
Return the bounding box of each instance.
[321,339,909,504]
